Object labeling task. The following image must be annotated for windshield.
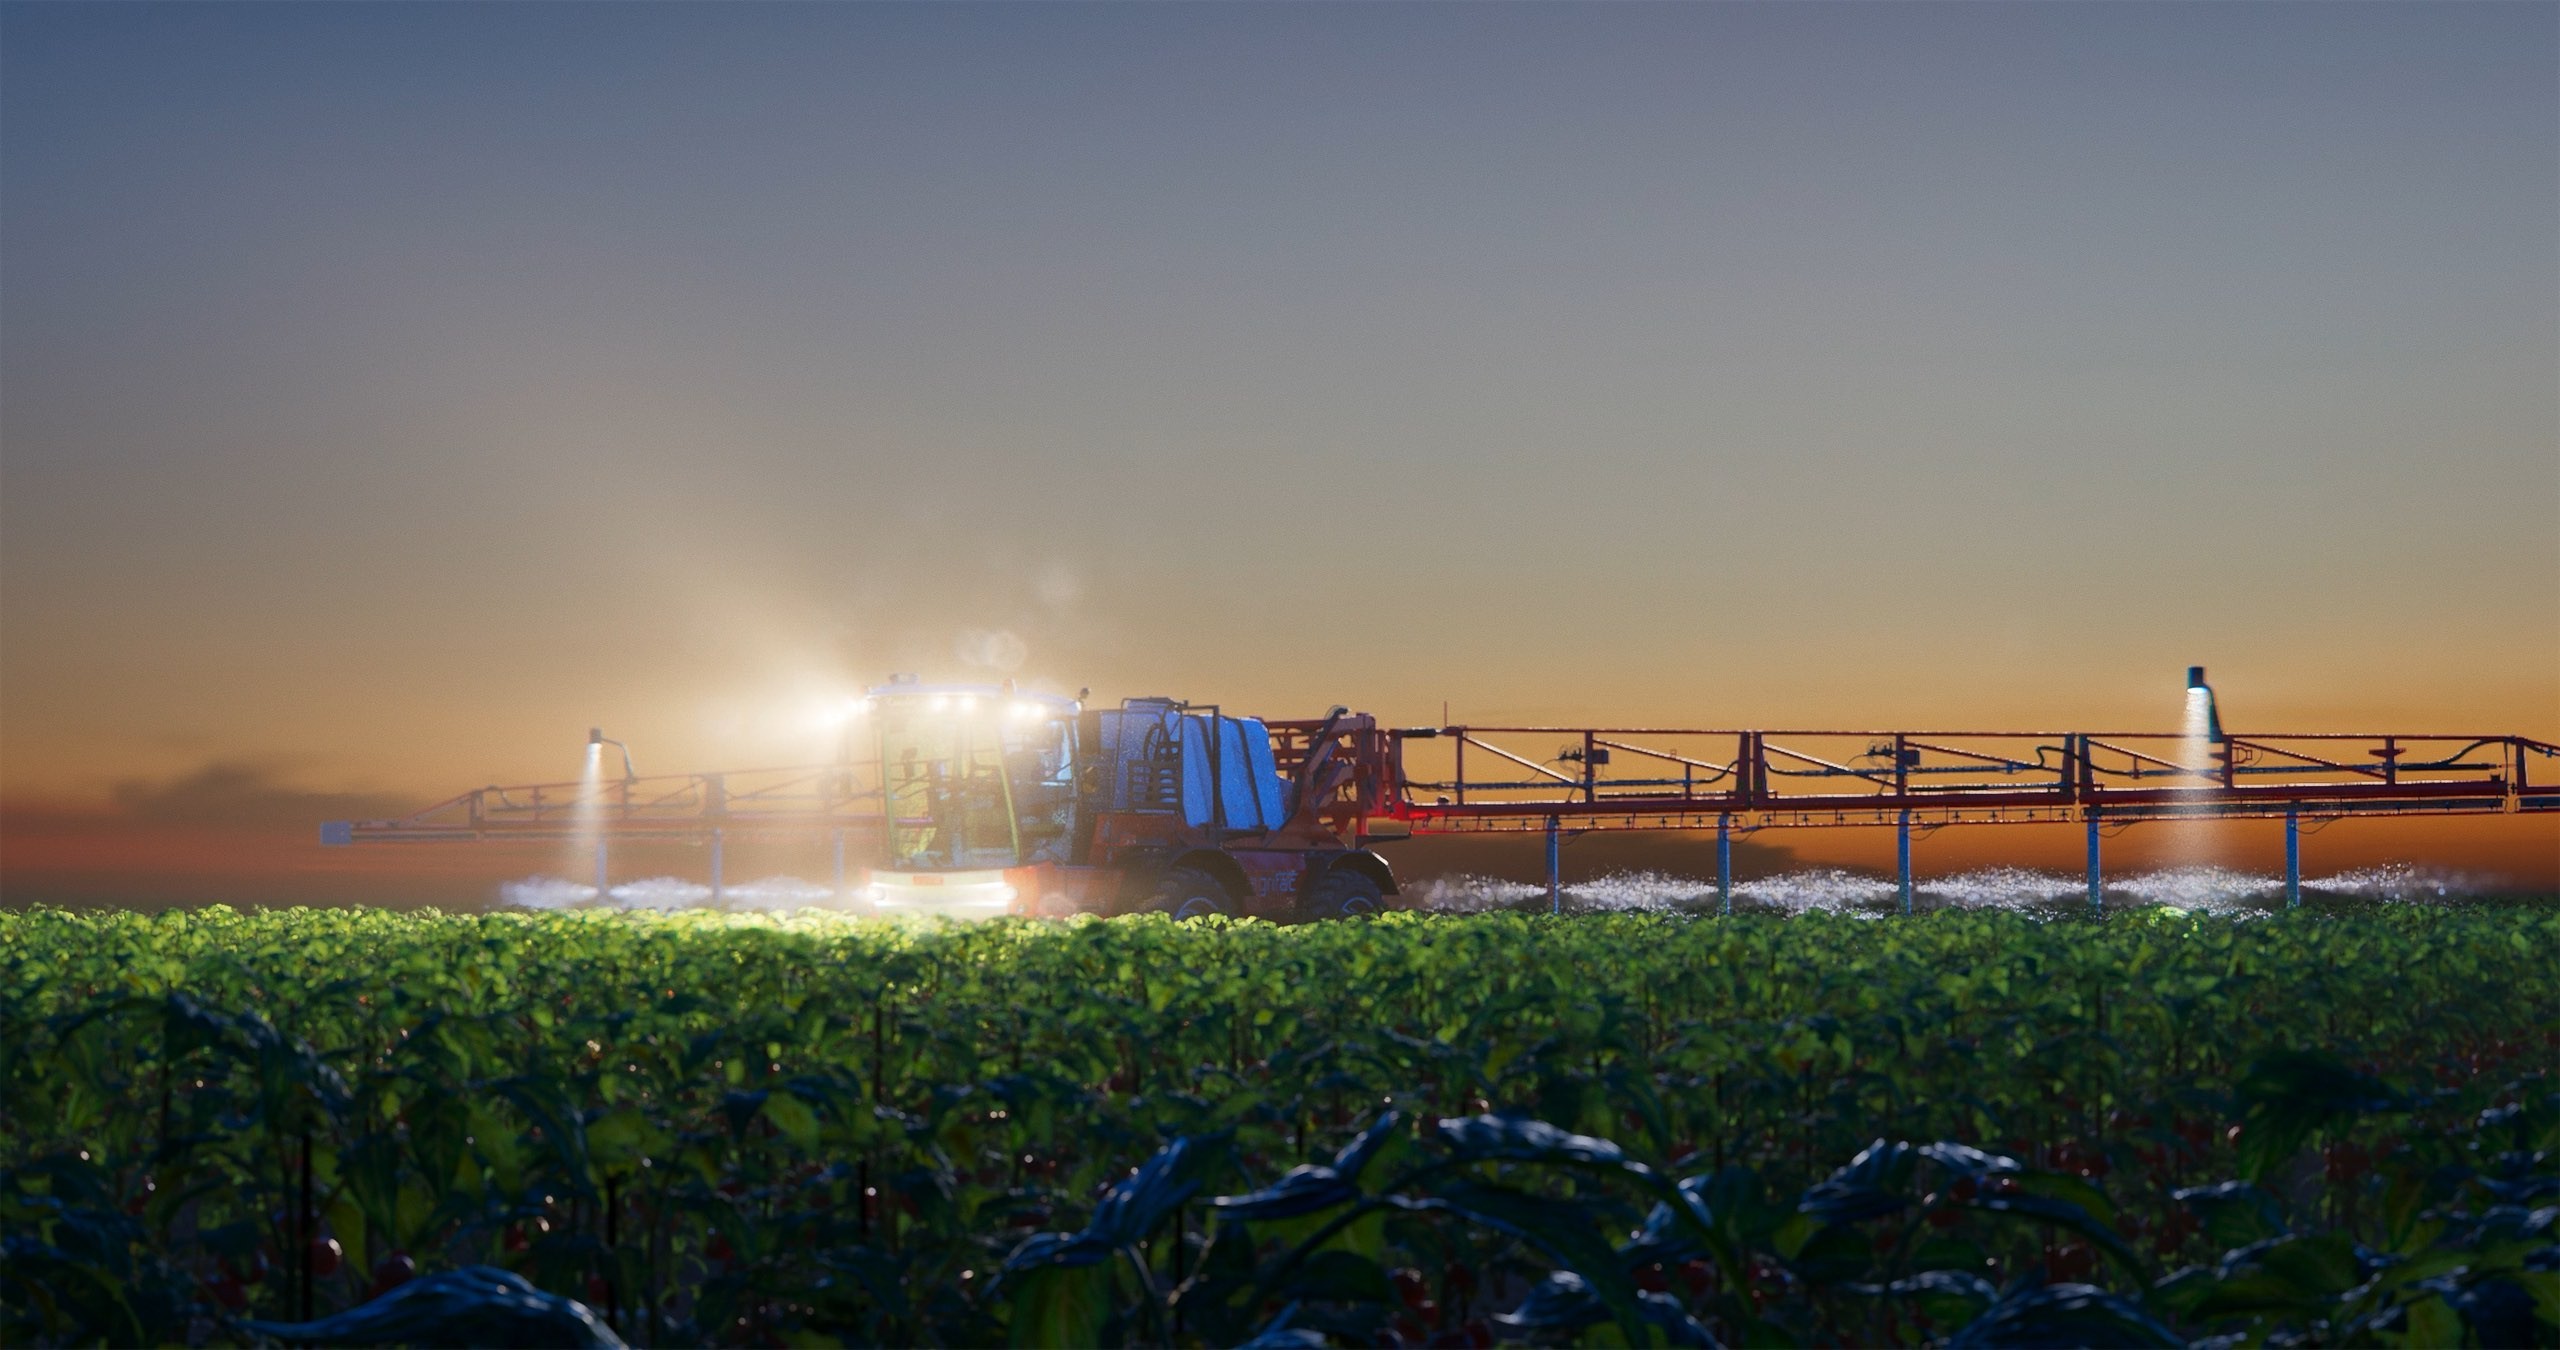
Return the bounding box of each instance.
[878,697,1077,870]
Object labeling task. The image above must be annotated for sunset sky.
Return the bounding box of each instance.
[4,3,2553,903]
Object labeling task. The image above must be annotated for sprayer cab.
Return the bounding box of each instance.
[867,681,1082,873]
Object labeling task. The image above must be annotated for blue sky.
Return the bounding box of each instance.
[3,3,2553,809]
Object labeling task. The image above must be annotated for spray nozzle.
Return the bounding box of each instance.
[2183,667,2224,743]
[587,728,639,783]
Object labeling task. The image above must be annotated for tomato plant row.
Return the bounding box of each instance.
[2,905,2554,1346]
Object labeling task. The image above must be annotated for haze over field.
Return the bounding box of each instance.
[2,4,2553,903]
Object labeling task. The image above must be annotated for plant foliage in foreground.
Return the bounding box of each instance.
[2,906,2555,1346]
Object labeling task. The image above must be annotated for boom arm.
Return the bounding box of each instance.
[1374,727,2560,832]
[325,723,2560,848]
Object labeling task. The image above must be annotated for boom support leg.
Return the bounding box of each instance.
[1545,817,1561,915]
[2285,808,2301,909]
[2086,815,2103,915]
[1897,811,1913,916]
[1717,814,1732,917]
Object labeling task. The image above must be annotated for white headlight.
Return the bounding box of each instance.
[866,873,1015,919]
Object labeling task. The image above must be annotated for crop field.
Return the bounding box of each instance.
[4,905,2557,1348]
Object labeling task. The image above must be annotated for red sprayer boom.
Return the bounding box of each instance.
[326,676,2559,918]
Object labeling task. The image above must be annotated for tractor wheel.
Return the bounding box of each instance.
[1302,867,1384,921]
[1148,866,1231,921]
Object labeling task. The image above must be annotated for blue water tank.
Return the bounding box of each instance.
[1175,714,1289,830]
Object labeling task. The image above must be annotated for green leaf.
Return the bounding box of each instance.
[2187,1268,2332,1323]
[1945,1279,2181,1349]
[326,1187,369,1281]
[761,1091,821,1152]
[1788,1219,1876,1287]
[2252,1232,2360,1300]
[2515,1272,2560,1336]
[244,1266,620,1348]
[2174,1181,2286,1250]
[2233,1050,2407,1183]
[1280,1249,1393,1304]
[585,1109,671,1172]
[1963,1188,2147,1281]
[2016,1170,2115,1226]
[1434,1113,1652,1181]
[1773,1211,1822,1260]
[2403,1293,2461,1348]
[1007,1263,1112,1349]
[1422,1181,1650,1345]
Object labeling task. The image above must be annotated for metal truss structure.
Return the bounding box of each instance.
[1372,727,2560,832]
[321,762,884,846]
[326,718,2556,912]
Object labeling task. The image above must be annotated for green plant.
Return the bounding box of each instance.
[2,904,2553,1345]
